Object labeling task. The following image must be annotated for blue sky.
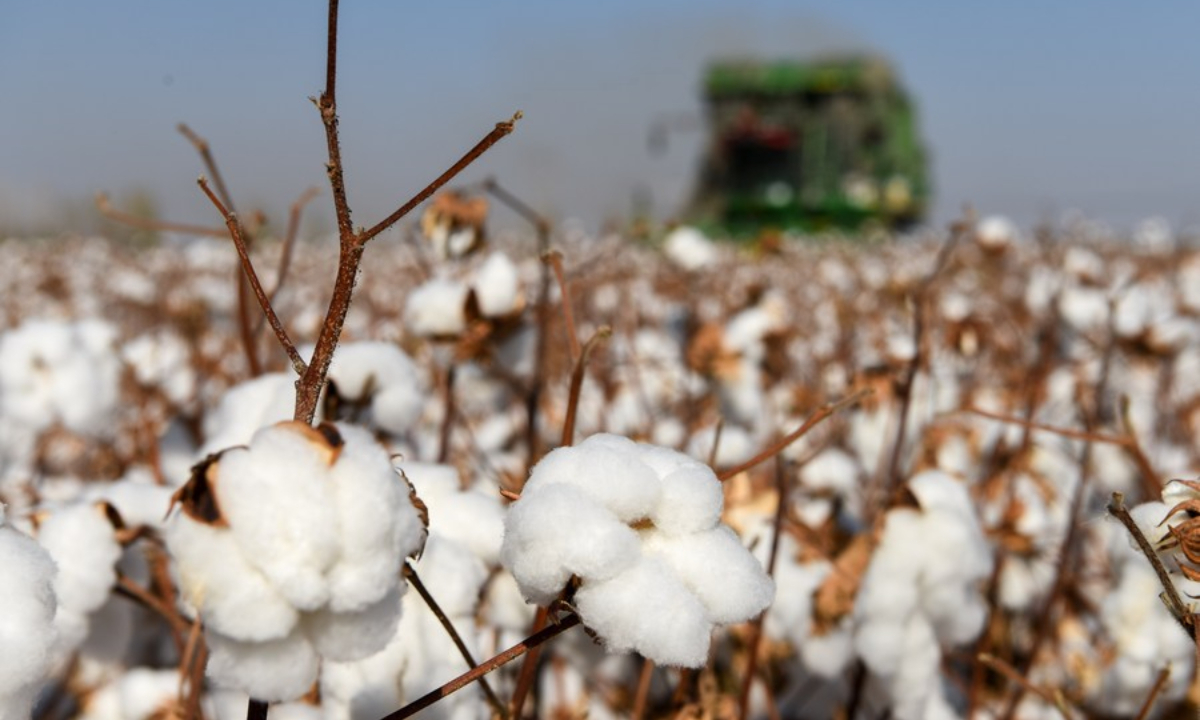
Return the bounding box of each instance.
[3,1,1199,234]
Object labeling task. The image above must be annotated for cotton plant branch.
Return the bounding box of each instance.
[560,326,612,447]
[1133,666,1172,720]
[1106,492,1194,632]
[716,387,872,481]
[94,192,226,238]
[380,613,582,720]
[545,250,581,361]
[198,176,307,376]
[977,653,1076,720]
[404,562,507,719]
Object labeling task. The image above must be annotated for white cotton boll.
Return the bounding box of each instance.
[217,429,341,610]
[325,424,426,612]
[799,447,860,496]
[975,215,1019,250]
[0,319,120,437]
[574,556,712,667]
[302,587,403,662]
[1057,286,1110,333]
[1126,501,1171,548]
[206,629,320,704]
[663,226,718,271]
[113,668,181,720]
[0,509,58,719]
[502,482,641,605]
[86,474,173,529]
[855,618,908,677]
[472,252,522,317]
[644,526,774,624]
[201,373,297,454]
[121,330,196,405]
[36,503,121,618]
[650,465,724,536]
[802,625,855,679]
[482,572,536,632]
[164,512,299,641]
[405,279,468,337]
[411,536,489,618]
[424,488,505,566]
[328,342,427,436]
[526,435,662,523]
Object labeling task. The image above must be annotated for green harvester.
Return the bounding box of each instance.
[688,56,930,236]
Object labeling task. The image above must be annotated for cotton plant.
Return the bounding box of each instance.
[0,504,59,720]
[502,433,774,667]
[853,470,993,720]
[164,421,428,702]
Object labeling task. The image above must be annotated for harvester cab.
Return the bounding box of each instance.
[688,56,929,236]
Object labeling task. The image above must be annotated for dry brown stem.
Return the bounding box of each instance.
[404,562,507,718]
[1107,491,1194,631]
[1133,666,1171,720]
[978,653,1075,719]
[561,326,613,447]
[94,191,225,238]
[717,388,872,481]
[545,250,581,361]
[198,176,307,375]
[382,613,582,720]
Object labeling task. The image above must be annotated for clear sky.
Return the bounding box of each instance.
[3,1,1199,235]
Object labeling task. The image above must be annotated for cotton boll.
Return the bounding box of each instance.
[502,482,641,605]
[36,502,122,619]
[574,556,712,667]
[165,510,300,641]
[400,462,504,565]
[206,629,320,704]
[325,424,426,612]
[643,526,774,624]
[410,536,489,618]
[0,508,58,719]
[471,252,523,318]
[217,429,342,610]
[663,226,718,272]
[303,587,403,662]
[650,464,724,536]
[122,330,196,405]
[200,373,297,454]
[328,342,427,437]
[405,279,468,337]
[526,434,662,523]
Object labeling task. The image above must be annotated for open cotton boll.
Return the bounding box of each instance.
[0,318,120,437]
[0,506,58,720]
[502,482,641,605]
[404,278,468,337]
[663,226,719,272]
[503,433,773,667]
[36,502,122,620]
[643,525,773,624]
[327,342,427,437]
[471,252,523,317]
[574,555,712,667]
[164,509,300,642]
[399,462,505,565]
[206,629,320,704]
[121,330,196,405]
[166,421,427,702]
[526,434,662,523]
[200,373,298,455]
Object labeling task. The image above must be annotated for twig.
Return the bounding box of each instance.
[198,176,307,375]
[978,653,1075,720]
[881,219,967,500]
[631,658,655,720]
[437,365,457,464]
[113,573,188,652]
[404,562,507,719]
[268,186,321,305]
[544,250,581,361]
[94,192,226,238]
[381,613,582,720]
[1118,395,1165,500]
[508,607,549,716]
[717,388,871,481]
[1107,492,1193,630]
[561,326,612,447]
[357,113,522,245]
[1133,666,1171,720]
[179,122,261,376]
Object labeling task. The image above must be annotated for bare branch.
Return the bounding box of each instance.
[198,177,307,376]
[95,191,226,238]
[357,113,522,245]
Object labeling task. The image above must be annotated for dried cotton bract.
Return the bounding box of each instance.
[501,433,774,667]
[164,421,427,702]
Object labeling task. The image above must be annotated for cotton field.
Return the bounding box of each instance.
[3,213,1200,720]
